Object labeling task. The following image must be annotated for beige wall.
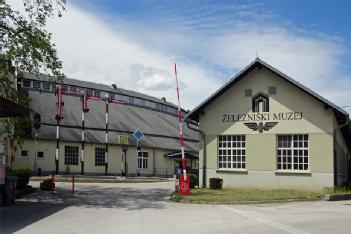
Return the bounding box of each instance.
[13,139,175,176]
[198,67,339,189]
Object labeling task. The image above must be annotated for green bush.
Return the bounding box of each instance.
[209,178,223,190]
[190,173,199,189]
[7,167,31,189]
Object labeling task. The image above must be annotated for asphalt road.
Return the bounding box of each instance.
[1,181,351,234]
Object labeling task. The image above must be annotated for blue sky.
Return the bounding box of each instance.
[39,0,351,112]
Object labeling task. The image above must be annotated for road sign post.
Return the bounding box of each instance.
[133,129,144,176]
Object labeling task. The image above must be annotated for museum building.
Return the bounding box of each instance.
[11,73,199,176]
[187,58,351,189]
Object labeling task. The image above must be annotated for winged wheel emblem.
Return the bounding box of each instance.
[244,122,278,133]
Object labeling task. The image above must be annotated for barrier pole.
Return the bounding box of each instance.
[72,176,75,194]
[174,64,187,181]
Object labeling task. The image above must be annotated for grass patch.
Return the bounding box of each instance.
[323,186,351,195]
[171,188,324,204]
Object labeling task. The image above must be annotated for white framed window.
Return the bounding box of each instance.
[69,86,77,92]
[94,90,100,97]
[42,82,51,90]
[20,150,28,158]
[95,148,105,166]
[33,80,41,89]
[87,89,94,96]
[37,151,44,159]
[109,93,115,99]
[62,85,68,91]
[218,135,246,169]
[277,135,309,171]
[134,98,143,106]
[64,146,79,165]
[138,152,148,169]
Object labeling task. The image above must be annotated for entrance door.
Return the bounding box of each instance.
[121,149,128,176]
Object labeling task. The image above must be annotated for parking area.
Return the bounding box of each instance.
[1,181,351,234]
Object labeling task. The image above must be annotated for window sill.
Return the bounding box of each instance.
[274,170,311,175]
[216,169,248,173]
[19,157,28,159]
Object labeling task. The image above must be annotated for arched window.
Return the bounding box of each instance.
[252,93,269,112]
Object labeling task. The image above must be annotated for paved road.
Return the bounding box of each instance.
[1,181,351,234]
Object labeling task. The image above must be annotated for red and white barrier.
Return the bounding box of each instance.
[174,64,190,195]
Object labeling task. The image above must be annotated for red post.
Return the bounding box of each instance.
[179,174,190,195]
[72,176,75,194]
[51,171,55,194]
[56,84,63,119]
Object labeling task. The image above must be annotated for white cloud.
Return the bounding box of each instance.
[208,27,343,83]
[10,1,351,113]
[130,64,181,91]
[204,26,351,109]
[42,4,221,109]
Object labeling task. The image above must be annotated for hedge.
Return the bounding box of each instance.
[7,167,31,189]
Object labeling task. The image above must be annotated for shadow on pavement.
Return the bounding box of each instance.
[0,185,170,233]
[0,200,66,234]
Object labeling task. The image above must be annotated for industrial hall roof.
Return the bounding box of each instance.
[21,73,199,152]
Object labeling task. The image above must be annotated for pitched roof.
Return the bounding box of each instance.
[187,58,349,123]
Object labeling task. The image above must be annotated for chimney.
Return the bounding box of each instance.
[161,97,166,102]
[112,84,117,89]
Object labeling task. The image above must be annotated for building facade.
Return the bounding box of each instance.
[187,58,351,189]
[12,73,198,176]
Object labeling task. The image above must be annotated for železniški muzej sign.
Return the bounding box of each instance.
[222,112,303,122]
[222,112,303,133]
[222,92,304,133]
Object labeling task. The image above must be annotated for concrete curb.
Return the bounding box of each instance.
[171,198,322,205]
[324,194,351,201]
[170,193,322,205]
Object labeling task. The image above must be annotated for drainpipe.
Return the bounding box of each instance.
[186,120,206,187]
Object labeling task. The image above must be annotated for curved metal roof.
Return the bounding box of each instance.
[23,75,199,152]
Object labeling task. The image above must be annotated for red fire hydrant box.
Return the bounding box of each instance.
[179,174,190,195]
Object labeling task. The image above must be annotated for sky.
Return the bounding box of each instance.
[16,0,351,112]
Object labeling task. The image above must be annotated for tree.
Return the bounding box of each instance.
[0,0,65,141]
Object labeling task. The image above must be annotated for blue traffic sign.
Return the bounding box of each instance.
[133,128,144,142]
